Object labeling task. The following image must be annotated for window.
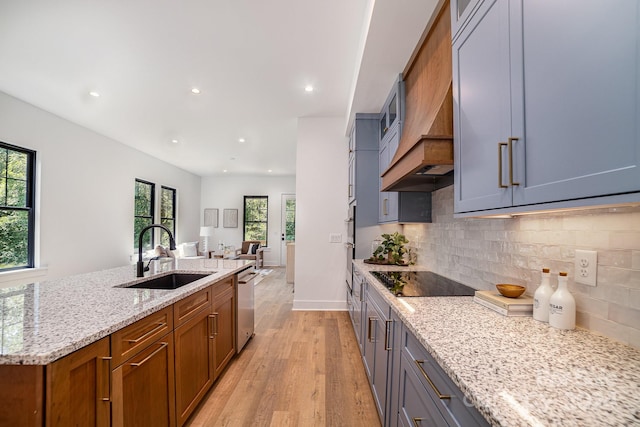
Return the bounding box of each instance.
[134,179,155,252]
[0,142,35,271]
[243,196,268,246]
[284,197,295,242]
[160,186,176,247]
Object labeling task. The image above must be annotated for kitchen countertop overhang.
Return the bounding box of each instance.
[354,259,640,427]
[0,258,254,365]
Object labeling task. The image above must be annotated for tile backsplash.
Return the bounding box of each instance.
[403,186,640,348]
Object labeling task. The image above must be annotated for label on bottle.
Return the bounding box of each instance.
[534,298,540,309]
[550,303,563,315]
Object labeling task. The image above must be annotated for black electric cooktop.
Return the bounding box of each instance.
[370,271,475,297]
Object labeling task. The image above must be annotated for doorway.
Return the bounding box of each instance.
[280,194,295,266]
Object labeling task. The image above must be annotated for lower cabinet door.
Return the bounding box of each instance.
[112,332,176,427]
[174,307,215,426]
[213,282,236,379]
[398,353,448,427]
[46,337,111,427]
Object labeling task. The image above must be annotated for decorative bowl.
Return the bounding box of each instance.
[496,284,526,298]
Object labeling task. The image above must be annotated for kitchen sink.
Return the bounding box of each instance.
[118,273,213,290]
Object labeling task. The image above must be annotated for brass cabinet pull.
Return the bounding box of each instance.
[414,360,451,400]
[367,316,376,342]
[126,321,166,344]
[384,320,393,351]
[208,314,216,339]
[508,137,520,186]
[100,356,112,402]
[412,418,424,427]
[348,184,353,197]
[383,198,388,216]
[129,342,168,367]
[213,312,219,336]
[498,142,508,188]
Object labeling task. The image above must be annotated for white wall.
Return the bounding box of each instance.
[199,175,296,265]
[294,117,348,310]
[0,91,201,285]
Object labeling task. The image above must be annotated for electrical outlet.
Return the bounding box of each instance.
[329,233,342,243]
[575,249,597,286]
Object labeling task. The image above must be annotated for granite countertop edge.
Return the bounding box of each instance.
[353,259,640,427]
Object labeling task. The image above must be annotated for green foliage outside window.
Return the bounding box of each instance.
[134,180,154,252]
[160,186,176,247]
[243,196,268,246]
[0,144,33,270]
[285,198,295,242]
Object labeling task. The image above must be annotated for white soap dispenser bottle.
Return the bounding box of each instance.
[549,272,576,330]
[533,268,553,323]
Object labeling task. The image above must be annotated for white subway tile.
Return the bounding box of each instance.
[610,231,640,250]
[575,231,610,249]
[632,251,640,270]
[586,316,630,346]
[590,284,630,306]
[608,303,640,329]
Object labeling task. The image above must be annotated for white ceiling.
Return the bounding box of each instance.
[0,0,439,177]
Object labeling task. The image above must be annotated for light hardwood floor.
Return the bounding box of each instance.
[186,268,381,427]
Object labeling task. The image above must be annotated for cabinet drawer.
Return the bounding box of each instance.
[111,306,173,366]
[402,327,489,426]
[212,277,234,298]
[366,281,390,317]
[174,286,212,327]
[398,353,448,427]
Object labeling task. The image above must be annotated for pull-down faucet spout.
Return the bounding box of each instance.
[137,224,176,277]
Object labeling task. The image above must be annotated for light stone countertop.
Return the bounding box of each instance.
[354,260,640,427]
[0,258,253,365]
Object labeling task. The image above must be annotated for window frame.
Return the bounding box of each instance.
[243,196,268,246]
[160,185,176,247]
[0,141,36,272]
[134,179,155,252]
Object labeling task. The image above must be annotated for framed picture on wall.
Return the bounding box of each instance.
[223,209,238,228]
[204,208,219,227]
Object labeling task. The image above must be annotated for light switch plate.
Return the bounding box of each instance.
[329,233,342,243]
[575,249,597,286]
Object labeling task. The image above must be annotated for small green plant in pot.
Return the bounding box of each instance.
[370,232,409,265]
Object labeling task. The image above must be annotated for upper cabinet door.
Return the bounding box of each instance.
[511,0,640,206]
[450,0,483,41]
[453,0,513,213]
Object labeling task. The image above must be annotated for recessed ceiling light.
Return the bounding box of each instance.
[267,169,273,173]
[223,169,228,173]
[89,91,100,97]
[171,139,179,144]
[238,138,245,143]
[191,88,201,94]
[304,85,314,93]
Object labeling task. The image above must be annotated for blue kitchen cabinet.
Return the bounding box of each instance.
[450,0,482,41]
[453,0,640,215]
[363,280,395,426]
[349,114,379,205]
[349,268,366,353]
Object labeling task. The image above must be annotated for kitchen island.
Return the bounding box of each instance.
[354,260,640,427]
[0,258,253,426]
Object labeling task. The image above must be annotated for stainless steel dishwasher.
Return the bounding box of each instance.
[236,267,256,353]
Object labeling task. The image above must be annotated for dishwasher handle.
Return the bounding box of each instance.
[238,272,258,284]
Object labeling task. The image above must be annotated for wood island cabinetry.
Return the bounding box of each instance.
[212,278,236,379]
[47,337,111,427]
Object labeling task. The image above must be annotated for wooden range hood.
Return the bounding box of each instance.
[381,0,454,192]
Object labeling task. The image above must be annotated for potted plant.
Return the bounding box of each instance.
[368,232,409,265]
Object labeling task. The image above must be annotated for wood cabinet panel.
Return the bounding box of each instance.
[111,306,173,366]
[46,337,110,427]
[174,303,215,426]
[174,286,213,327]
[212,281,236,379]
[112,332,176,427]
[0,365,43,426]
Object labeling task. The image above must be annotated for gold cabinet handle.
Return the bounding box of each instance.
[498,142,508,188]
[126,321,166,343]
[508,137,520,186]
[100,356,112,402]
[384,319,393,351]
[348,184,353,197]
[129,342,168,367]
[412,418,424,427]
[208,314,216,339]
[367,316,376,342]
[414,360,451,400]
[213,312,219,336]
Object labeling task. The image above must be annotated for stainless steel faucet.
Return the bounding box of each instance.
[136,224,176,277]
